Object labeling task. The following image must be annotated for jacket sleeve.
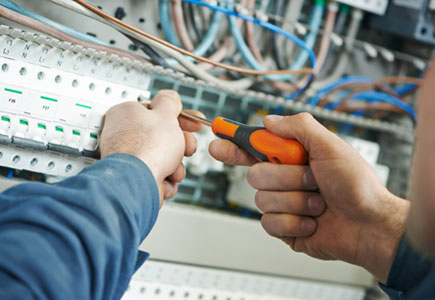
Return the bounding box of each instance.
[0,153,160,300]
[379,235,434,300]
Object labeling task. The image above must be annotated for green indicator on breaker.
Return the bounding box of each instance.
[19,119,28,126]
[76,103,92,109]
[55,126,64,133]
[4,88,22,94]
[41,96,58,102]
[37,123,46,130]
[72,130,81,136]
[1,116,10,122]
[90,133,98,139]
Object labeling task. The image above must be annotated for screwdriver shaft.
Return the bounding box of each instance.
[180,111,212,126]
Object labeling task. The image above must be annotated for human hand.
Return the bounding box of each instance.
[209,113,410,283]
[100,90,204,205]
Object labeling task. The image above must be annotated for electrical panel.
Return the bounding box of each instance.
[0,0,431,299]
[370,0,435,45]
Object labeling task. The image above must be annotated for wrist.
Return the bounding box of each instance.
[358,193,410,284]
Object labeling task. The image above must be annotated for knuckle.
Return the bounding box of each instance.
[282,218,298,236]
[247,165,259,187]
[255,191,266,211]
[260,215,274,234]
[296,112,314,124]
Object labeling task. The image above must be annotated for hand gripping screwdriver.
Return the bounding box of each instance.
[181,111,308,165]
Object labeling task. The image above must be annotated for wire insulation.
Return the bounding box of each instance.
[73,0,314,77]
[0,4,148,63]
[159,0,180,46]
[172,0,194,51]
[0,0,103,44]
[51,0,254,89]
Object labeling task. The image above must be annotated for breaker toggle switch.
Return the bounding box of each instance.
[0,115,11,134]
[14,118,30,138]
[48,125,66,145]
[67,129,82,149]
[33,122,47,143]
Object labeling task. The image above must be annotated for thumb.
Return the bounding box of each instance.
[150,90,183,117]
[263,113,345,158]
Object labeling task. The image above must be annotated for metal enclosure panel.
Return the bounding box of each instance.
[336,0,389,15]
[370,0,435,45]
[140,203,373,287]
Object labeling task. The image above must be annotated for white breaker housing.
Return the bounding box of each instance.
[0,33,151,177]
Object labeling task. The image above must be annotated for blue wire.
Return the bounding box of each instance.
[224,0,320,81]
[159,0,181,47]
[290,2,324,72]
[194,8,223,57]
[161,0,224,65]
[395,83,417,96]
[226,2,269,74]
[182,0,316,96]
[0,0,105,45]
[308,76,373,106]
[7,169,13,179]
[287,1,325,99]
[349,91,417,122]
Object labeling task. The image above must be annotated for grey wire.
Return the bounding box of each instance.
[311,9,364,89]
[281,0,304,64]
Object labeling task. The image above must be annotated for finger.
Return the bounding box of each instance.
[263,113,349,159]
[150,90,182,117]
[179,110,206,132]
[209,139,258,166]
[261,213,317,238]
[184,132,197,157]
[281,237,296,250]
[163,180,178,199]
[167,164,186,183]
[255,191,325,216]
[248,163,318,191]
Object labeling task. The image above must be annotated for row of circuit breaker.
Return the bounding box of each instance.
[0,56,150,176]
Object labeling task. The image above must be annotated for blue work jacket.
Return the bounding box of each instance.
[0,153,159,300]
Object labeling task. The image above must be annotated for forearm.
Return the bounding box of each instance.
[0,154,159,300]
[358,193,410,284]
[408,61,435,256]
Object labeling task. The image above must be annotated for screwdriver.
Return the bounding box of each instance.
[180,111,308,165]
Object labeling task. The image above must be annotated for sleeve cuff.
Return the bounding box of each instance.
[380,234,433,296]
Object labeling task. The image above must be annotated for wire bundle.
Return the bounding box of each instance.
[0,0,422,123]
[309,76,422,122]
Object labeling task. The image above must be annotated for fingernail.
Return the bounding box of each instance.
[308,195,324,214]
[301,218,316,232]
[164,181,173,198]
[157,89,179,100]
[266,115,284,122]
[303,168,318,189]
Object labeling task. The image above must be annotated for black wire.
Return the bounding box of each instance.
[334,9,349,35]
[112,7,172,70]
[126,35,172,68]
[186,2,204,41]
[270,0,287,70]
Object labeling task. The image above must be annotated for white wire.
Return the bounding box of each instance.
[311,8,364,90]
[282,0,304,63]
[46,0,255,90]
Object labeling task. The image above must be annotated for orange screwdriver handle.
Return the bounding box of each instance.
[212,117,308,165]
